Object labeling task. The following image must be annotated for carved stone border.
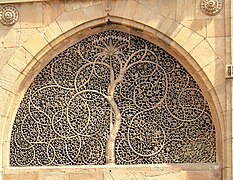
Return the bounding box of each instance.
[0,5,19,26]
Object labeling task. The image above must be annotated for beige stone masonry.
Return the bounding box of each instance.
[0,29,17,48]
[55,9,87,34]
[187,170,221,180]
[2,173,19,180]
[22,30,49,57]
[176,0,196,21]
[0,48,16,70]
[174,28,204,53]
[82,3,105,20]
[146,13,165,31]
[105,172,145,180]
[70,173,103,180]
[19,3,43,28]
[189,40,217,70]
[0,0,231,179]
[207,19,226,38]
[156,0,177,18]
[180,19,207,37]
[112,1,138,19]
[0,64,21,88]
[135,0,159,12]
[76,0,103,9]
[146,171,186,180]
[166,20,183,39]
[19,173,38,180]
[0,88,12,116]
[6,47,34,75]
[132,3,153,25]
[37,20,64,46]
[42,0,64,25]
[2,164,220,180]
[207,37,227,65]
[157,17,176,35]
[16,29,36,47]
[200,58,225,90]
[211,83,226,114]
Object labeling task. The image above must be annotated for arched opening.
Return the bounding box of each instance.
[1,21,222,179]
[9,25,218,166]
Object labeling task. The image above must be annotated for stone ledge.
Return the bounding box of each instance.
[4,163,220,173]
[2,164,221,180]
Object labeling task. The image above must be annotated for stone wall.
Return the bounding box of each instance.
[0,0,232,179]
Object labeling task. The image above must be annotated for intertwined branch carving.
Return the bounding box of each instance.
[10,30,216,166]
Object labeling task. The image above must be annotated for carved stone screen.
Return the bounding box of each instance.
[10,30,216,166]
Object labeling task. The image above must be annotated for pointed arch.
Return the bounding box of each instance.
[1,17,223,177]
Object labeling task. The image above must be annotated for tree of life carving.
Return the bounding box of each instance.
[10,30,216,166]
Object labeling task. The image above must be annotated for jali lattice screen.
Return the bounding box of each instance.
[10,30,216,166]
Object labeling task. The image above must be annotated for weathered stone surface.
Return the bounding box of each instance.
[207,18,225,38]
[0,47,16,70]
[0,0,231,179]
[187,170,221,180]
[38,173,69,180]
[70,173,104,180]
[0,29,17,48]
[19,2,43,28]
[43,0,64,25]
[22,31,49,57]
[176,0,196,20]
[56,9,87,33]
[2,173,19,180]
[190,40,217,69]
[19,173,38,180]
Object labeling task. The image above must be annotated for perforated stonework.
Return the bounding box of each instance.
[10,30,216,166]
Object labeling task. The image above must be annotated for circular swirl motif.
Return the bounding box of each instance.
[0,5,19,26]
[200,0,223,16]
[128,120,166,156]
[10,30,216,166]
